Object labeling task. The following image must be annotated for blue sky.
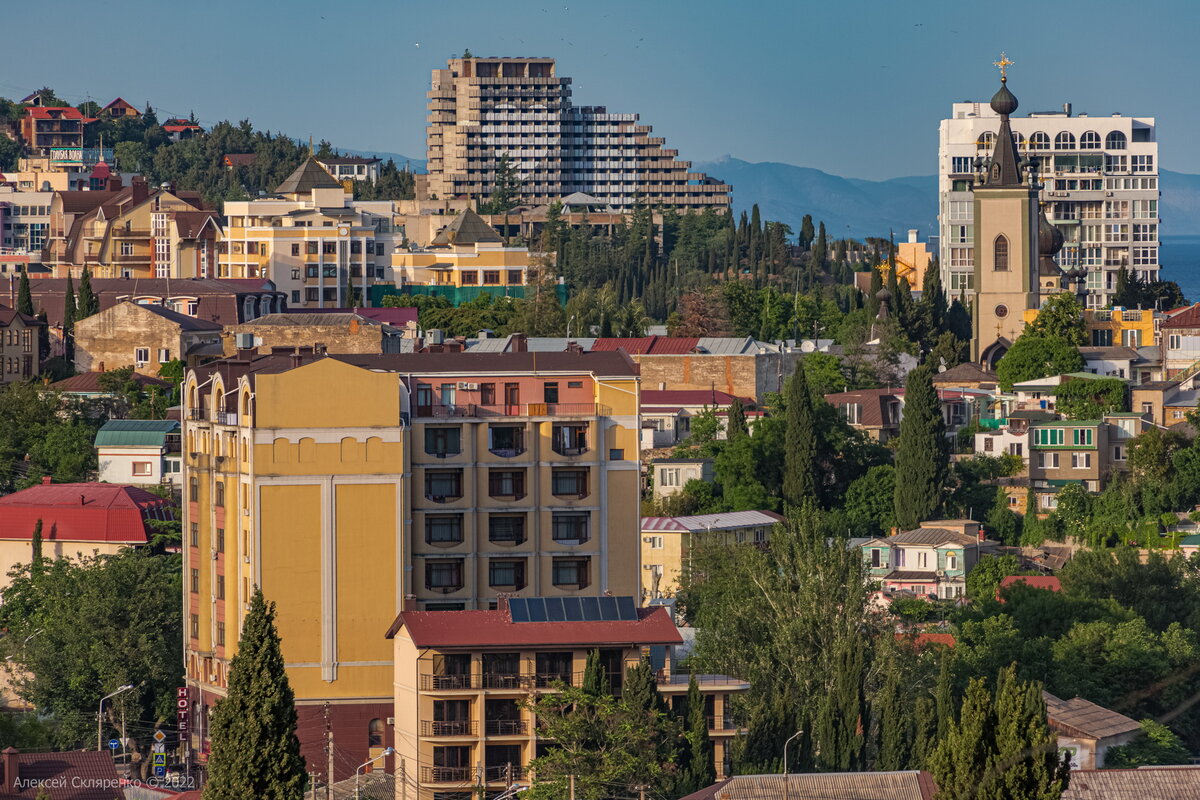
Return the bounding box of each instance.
[4,0,1196,179]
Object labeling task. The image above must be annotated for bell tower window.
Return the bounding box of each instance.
[994,235,1009,271]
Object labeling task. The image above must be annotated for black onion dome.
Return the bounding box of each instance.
[876,287,892,302]
[1038,211,1064,256]
[990,82,1018,115]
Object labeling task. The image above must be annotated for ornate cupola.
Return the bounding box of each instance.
[982,55,1025,188]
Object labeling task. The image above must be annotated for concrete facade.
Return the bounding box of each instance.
[73,300,222,375]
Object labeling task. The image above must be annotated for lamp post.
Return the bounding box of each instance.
[355,747,394,800]
[97,684,134,751]
[782,728,803,775]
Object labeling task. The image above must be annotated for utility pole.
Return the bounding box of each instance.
[400,757,408,800]
[325,703,333,800]
[569,774,576,800]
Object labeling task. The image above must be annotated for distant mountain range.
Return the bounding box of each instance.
[694,157,1200,239]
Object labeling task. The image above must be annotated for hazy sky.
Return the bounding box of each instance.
[4,0,1196,179]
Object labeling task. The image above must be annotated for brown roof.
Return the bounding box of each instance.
[1161,303,1200,330]
[334,350,639,377]
[57,189,125,215]
[888,527,984,547]
[49,371,172,394]
[27,277,283,327]
[1042,692,1142,741]
[123,301,223,331]
[0,305,44,328]
[886,570,943,582]
[824,388,902,429]
[169,210,221,239]
[684,772,939,800]
[274,157,342,194]
[430,209,503,246]
[387,603,681,648]
[0,747,125,800]
[1062,767,1200,800]
[933,361,998,386]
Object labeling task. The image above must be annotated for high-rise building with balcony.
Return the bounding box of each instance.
[424,57,731,212]
[181,346,641,785]
[939,98,1159,308]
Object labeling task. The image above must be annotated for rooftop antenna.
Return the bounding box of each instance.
[309,136,314,156]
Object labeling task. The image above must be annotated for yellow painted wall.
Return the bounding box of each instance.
[260,484,323,664]
[255,359,401,429]
[336,483,398,664]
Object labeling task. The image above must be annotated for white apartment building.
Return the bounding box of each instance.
[939,102,1159,307]
[0,188,51,267]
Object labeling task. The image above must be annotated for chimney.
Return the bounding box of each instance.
[1063,102,1072,117]
[2,747,17,789]
[497,595,511,616]
[510,333,528,353]
[403,594,418,611]
[907,229,918,244]
[566,340,584,355]
[98,361,105,372]
[42,476,51,485]
[131,175,149,204]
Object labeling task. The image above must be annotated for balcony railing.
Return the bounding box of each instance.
[484,719,526,736]
[420,671,624,692]
[420,720,477,737]
[421,766,472,784]
[706,715,738,731]
[415,403,610,419]
[216,411,238,426]
[483,765,527,783]
[657,672,751,689]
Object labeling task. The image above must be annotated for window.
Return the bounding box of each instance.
[120,241,135,256]
[1037,452,1060,469]
[480,383,496,405]
[489,469,526,499]
[291,290,300,304]
[425,559,464,592]
[1104,224,1128,242]
[947,552,958,571]
[488,425,525,455]
[216,528,225,553]
[1072,452,1092,469]
[951,156,973,173]
[949,271,973,291]
[1080,131,1101,149]
[190,568,199,593]
[1132,155,1154,173]
[660,468,681,487]
[1091,329,1113,347]
[976,131,995,151]
[291,243,300,256]
[190,614,199,639]
[553,424,587,455]
[1105,155,1127,172]
[552,512,589,543]
[135,347,150,364]
[1105,130,1127,150]
[489,558,526,589]
[132,461,153,476]
[552,557,590,588]
[425,470,462,501]
[461,270,478,285]
[425,427,462,457]
[426,515,464,545]
[993,235,1009,271]
[216,575,225,600]
[306,241,319,255]
[1072,428,1094,446]
[1114,445,1127,461]
[1034,428,1065,446]
[482,270,501,285]
[1169,334,1182,350]
[1133,199,1157,219]
[1055,131,1076,150]
[215,621,226,647]
[543,382,559,403]
[189,523,199,547]
[870,549,881,568]
[305,287,319,302]
[507,270,523,285]
[552,468,588,497]
[489,514,526,544]
[322,242,336,255]
[650,535,664,550]
[948,200,972,221]
[368,719,385,748]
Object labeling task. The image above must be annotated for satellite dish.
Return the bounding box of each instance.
[800,340,815,353]
[938,357,947,373]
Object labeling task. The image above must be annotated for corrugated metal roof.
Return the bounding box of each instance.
[710,772,938,800]
[641,510,785,533]
[592,336,700,355]
[387,603,681,648]
[1043,692,1141,741]
[94,419,179,448]
[694,337,759,355]
[1062,767,1200,800]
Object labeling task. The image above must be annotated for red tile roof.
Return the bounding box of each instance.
[896,632,957,649]
[641,389,752,407]
[999,575,1062,594]
[24,107,86,120]
[387,604,682,648]
[0,480,170,544]
[0,747,125,800]
[1161,303,1200,330]
[49,371,172,394]
[592,336,700,355]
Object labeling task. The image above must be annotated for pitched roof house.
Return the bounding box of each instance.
[679,772,939,800]
[1061,766,1200,800]
[1043,691,1143,770]
[0,747,124,800]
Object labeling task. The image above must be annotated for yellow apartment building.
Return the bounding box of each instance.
[181,345,641,783]
[393,209,531,289]
[639,511,784,601]
[387,597,747,800]
[219,157,406,308]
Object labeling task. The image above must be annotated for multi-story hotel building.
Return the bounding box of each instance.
[388,597,747,800]
[393,209,531,289]
[939,100,1159,307]
[181,345,641,782]
[220,157,404,307]
[425,57,731,211]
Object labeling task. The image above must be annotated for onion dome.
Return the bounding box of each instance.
[876,287,892,303]
[990,82,1018,116]
[1038,210,1064,257]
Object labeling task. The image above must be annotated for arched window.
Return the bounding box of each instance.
[1055,132,1076,150]
[1029,132,1050,150]
[1011,131,1026,150]
[994,235,1009,271]
[1106,130,1127,150]
[368,719,384,747]
[976,131,995,152]
[1080,131,1101,149]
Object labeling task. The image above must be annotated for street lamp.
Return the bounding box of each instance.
[355,747,394,800]
[782,728,803,774]
[97,684,135,751]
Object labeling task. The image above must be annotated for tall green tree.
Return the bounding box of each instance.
[16,269,33,316]
[892,364,948,529]
[678,675,715,793]
[29,519,43,576]
[581,648,608,697]
[204,590,306,800]
[1026,292,1086,346]
[783,367,817,507]
[77,266,99,318]
[478,152,522,214]
[726,397,748,440]
[62,274,77,361]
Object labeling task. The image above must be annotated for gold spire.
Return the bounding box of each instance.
[994,52,1014,83]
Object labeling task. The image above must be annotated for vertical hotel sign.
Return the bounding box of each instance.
[176,687,190,734]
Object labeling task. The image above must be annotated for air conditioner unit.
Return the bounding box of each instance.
[1105,191,1114,197]
[936,569,945,577]
[642,565,653,570]
[457,382,479,391]
[234,333,255,349]
[642,537,653,543]
[386,717,395,726]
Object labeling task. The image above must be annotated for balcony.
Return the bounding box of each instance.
[421,766,472,784]
[420,720,477,737]
[484,719,527,736]
[422,674,479,691]
[215,411,238,426]
[706,715,738,732]
[483,765,527,783]
[415,403,610,419]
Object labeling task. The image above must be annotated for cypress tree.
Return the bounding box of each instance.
[581,648,608,696]
[929,678,996,800]
[726,397,748,440]
[30,519,43,576]
[991,667,1070,800]
[63,274,77,363]
[876,655,909,771]
[812,631,866,771]
[204,589,306,800]
[892,364,948,530]
[783,365,817,507]
[16,269,33,316]
[911,695,938,769]
[622,658,661,714]
[681,674,715,792]
[934,652,955,742]
[77,266,99,318]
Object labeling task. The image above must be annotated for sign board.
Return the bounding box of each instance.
[154,766,166,778]
[153,729,166,743]
[108,739,120,751]
[176,687,190,733]
[152,743,165,754]
[152,753,166,767]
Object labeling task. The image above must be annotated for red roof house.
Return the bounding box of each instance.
[0,746,124,800]
[100,97,140,119]
[998,575,1063,600]
[0,478,171,545]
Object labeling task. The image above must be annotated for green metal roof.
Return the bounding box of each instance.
[94,419,180,448]
[1180,533,1200,546]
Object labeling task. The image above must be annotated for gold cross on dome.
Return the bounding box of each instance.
[994,53,1014,81]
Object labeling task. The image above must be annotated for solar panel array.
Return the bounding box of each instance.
[508,596,638,623]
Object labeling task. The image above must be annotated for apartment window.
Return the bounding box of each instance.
[552,468,588,497]
[488,425,525,456]
[1037,452,1061,469]
[425,426,462,457]
[489,514,526,544]
[949,271,973,291]
[1105,155,1127,172]
[189,614,199,639]
[1105,130,1127,150]
[482,270,501,285]
[1080,131,1101,149]
[1091,329,1113,347]
[552,557,590,588]
[189,478,199,501]
[305,288,319,302]
[1072,452,1092,469]
[1133,199,1157,219]
[1072,428,1094,446]
[368,718,386,747]
[480,383,496,405]
[461,270,478,285]
[216,575,225,600]
[948,200,972,221]
[976,132,995,152]
[1169,334,1181,350]
[951,156,973,174]
[426,514,464,545]
[132,461,153,476]
[216,622,226,647]
[1034,428,1064,446]
[1104,224,1128,243]
[543,382,559,403]
[1055,131,1076,150]
[189,523,199,547]
[507,270,523,285]
[291,290,300,304]
[649,535,664,550]
[488,469,526,499]
[291,243,300,256]
[190,568,199,593]
[306,241,318,255]
[1132,155,1154,173]
[552,424,587,455]
[1133,247,1158,266]
[992,235,1009,271]
[322,242,336,255]
[216,528,225,553]
[425,470,463,501]
[551,512,589,543]
[870,549,880,568]
[120,241,135,256]
[1028,131,1050,150]
[135,347,150,364]
[214,481,225,506]
[425,559,464,592]
[947,224,972,245]
[489,558,526,589]
[1114,445,1127,461]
